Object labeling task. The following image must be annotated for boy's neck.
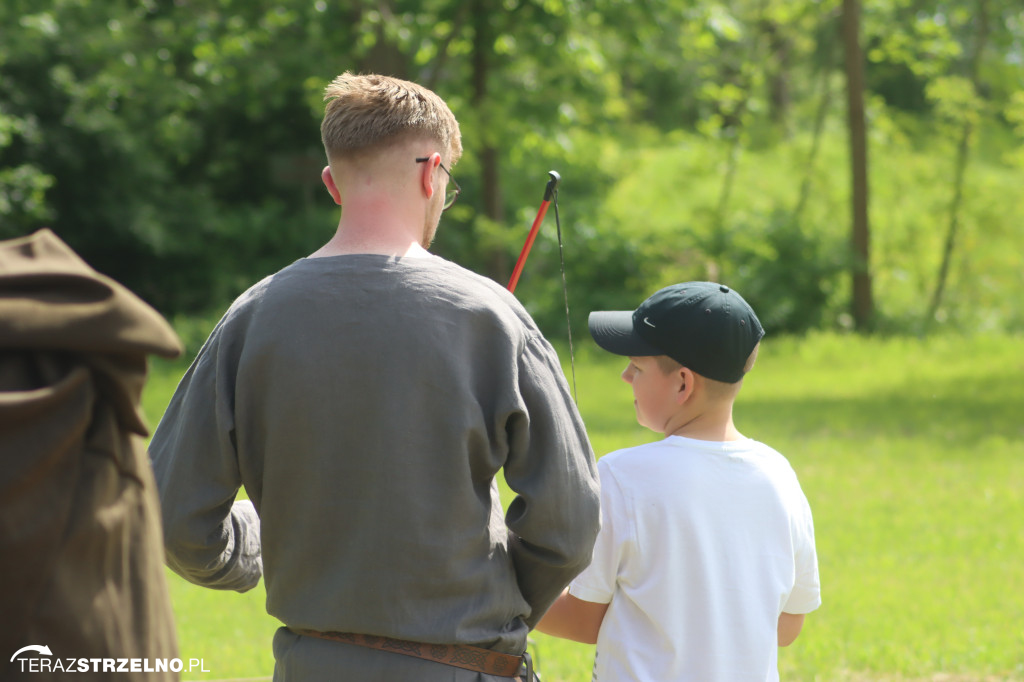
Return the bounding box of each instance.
[665,406,744,442]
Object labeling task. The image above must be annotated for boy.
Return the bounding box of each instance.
[536,282,820,681]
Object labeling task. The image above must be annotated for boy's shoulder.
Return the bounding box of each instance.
[603,435,783,458]
[598,436,799,481]
[598,438,675,467]
[596,438,692,482]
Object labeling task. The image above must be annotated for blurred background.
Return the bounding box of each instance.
[2,0,1022,342]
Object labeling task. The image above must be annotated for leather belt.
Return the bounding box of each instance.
[292,628,525,678]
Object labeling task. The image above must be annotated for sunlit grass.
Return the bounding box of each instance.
[166,573,276,680]
[143,332,1024,681]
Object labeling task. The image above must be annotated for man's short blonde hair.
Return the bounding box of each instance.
[321,72,462,164]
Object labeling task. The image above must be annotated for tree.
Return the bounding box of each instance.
[925,0,990,325]
[841,0,874,329]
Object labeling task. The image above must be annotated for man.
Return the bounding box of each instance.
[1,229,183,681]
[150,72,600,681]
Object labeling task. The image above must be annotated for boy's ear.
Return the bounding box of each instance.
[677,366,697,404]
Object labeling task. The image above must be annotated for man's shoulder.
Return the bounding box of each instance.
[424,257,512,296]
[416,255,518,300]
[215,270,282,324]
[411,257,545,335]
[195,263,307,347]
[216,255,547,346]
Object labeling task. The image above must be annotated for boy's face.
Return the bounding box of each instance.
[621,356,683,434]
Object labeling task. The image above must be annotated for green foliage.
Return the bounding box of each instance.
[582,119,1023,336]
[593,131,851,333]
[1,0,1022,334]
[1003,91,1024,168]
[868,124,1024,333]
[1,0,337,311]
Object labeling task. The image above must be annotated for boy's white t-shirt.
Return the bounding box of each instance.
[569,435,820,682]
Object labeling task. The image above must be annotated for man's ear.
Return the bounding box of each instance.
[677,366,697,404]
[321,165,342,205]
[419,152,440,200]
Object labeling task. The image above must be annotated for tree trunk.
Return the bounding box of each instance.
[763,20,792,136]
[711,0,770,274]
[841,0,873,330]
[356,1,408,78]
[794,19,839,224]
[926,0,990,326]
[472,0,507,280]
[424,4,470,92]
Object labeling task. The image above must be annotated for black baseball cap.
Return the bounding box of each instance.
[588,282,764,383]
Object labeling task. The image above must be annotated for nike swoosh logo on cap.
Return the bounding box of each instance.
[643,317,656,328]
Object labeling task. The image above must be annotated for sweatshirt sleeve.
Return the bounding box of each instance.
[502,334,601,627]
[148,323,263,592]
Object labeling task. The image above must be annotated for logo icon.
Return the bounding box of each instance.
[643,317,656,328]
[10,645,51,661]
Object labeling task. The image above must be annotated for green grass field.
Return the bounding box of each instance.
[142,332,1024,681]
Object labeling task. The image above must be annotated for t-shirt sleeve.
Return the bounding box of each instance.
[569,457,631,605]
[782,491,821,614]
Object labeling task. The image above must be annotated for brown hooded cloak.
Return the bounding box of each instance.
[0,229,183,679]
